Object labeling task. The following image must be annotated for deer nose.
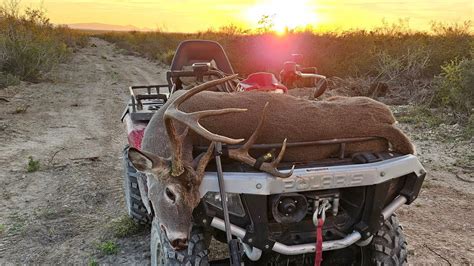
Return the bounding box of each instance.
[170,238,188,250]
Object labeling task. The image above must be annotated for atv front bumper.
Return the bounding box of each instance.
[209,195,409,256]
[197,154,425,257]
[200,154,425,198]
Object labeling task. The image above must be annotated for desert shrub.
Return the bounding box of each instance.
[465,114,474,138]
[160,49,175,65]
[396,106,444,127]
[429,21,473,74]
[99,21,472,79]
[0,71,19,87]
[432,58,473,115]
[96,240,119,255]
[26,156,40,172]
[0,0,87,82]
[108,215,143,238]
[376,48,430,84]
[101,30,184,63]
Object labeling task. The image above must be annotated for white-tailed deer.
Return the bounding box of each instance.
[127,75,414,250]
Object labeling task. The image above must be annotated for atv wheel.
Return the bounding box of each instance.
[123,145,151,225]
[151,218,209,266]
[361,214,408,265]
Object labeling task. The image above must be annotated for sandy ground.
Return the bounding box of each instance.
[0,38,472,265]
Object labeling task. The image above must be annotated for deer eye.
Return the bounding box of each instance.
[165,187,176,203]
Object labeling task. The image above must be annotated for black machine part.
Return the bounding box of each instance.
[271,193,308,224]
[195,173,423,251]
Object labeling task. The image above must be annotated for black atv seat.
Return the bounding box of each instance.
[170,40,234,74]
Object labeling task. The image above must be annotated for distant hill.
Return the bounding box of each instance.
[66,23,152,32]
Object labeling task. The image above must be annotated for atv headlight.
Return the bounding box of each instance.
[204,192,245,217]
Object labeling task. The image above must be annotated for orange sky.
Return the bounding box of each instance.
[18,0,474,32]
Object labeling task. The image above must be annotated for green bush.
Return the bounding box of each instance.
[0,71,20,88]
[160,49,175,65]
[96,240,119,255]
[0,1,87,82]
[376,48,430,84]
[108,215,142,238]
[397,106,444,127]
[26,156,40,172]
[465,114,474,138]
[432,58,473,115]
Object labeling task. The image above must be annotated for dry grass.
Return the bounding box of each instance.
[0,0,88,84]
[100,22,472,79]
[100,22,473,126]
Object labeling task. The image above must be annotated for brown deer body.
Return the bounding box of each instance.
[143,90,414,163]
[128,76,414,250]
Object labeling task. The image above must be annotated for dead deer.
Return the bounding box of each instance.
[127,75,414,250]
[127,75,291,250]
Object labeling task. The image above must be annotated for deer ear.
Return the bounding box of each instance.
[128,147,168,173]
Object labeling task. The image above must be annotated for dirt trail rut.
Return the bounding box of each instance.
[0,38,159,264]
[0,38,472,265]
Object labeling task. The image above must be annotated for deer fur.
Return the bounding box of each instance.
[144,91,414,162]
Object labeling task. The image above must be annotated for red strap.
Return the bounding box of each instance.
[314,218,324,266]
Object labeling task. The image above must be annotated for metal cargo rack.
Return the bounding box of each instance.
[122,84,170,122]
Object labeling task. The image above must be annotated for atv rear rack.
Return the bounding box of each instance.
[123,84,170,121]
[122,66,233,122]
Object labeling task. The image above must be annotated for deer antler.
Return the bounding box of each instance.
[164,75,247,176]
[227,102,295,178]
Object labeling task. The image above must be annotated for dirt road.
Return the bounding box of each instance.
[0,38,155,264]
[0,38,472,264]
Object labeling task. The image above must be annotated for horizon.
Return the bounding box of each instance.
[12,0,474,33]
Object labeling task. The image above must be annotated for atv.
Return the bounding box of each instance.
[121,40,425,265]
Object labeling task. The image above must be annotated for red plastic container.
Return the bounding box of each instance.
[239,72,288,93]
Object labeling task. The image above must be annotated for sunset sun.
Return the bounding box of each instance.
[246,0,320,33]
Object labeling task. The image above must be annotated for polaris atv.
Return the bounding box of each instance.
[121,40,425,265]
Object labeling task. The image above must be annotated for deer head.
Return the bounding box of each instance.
[128,75,293,250]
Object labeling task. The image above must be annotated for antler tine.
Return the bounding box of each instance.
[172,74,239,107]
[165,74,247,145]
[265,138,295,178]
[165,118,189,176]
[260,163,295,178]
[274,138,288,165]
[164,75,246,176]
[260,137,295,178]
[195,142,215,177]
[228,103,295,178]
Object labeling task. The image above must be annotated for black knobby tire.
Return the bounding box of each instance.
[364,214,408,265]
[151,218,209,266]
[122,145,151,225]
